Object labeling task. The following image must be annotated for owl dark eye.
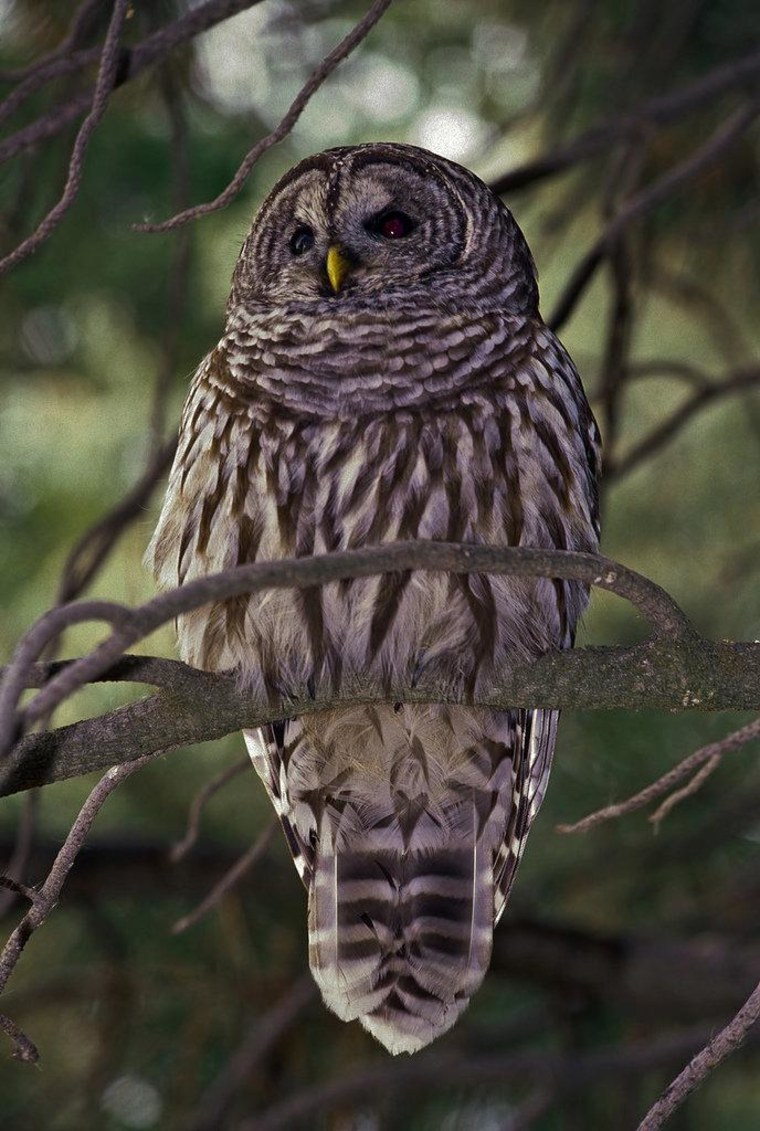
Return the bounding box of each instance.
[366,210,417,240]
[289,225,315,256]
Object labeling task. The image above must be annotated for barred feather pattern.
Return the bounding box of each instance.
[147,144,600,1054]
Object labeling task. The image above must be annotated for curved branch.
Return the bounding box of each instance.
[134,0,394,233]
[490,47,760,196]
[548,102,760,330]
[0,0,131,275]
[0,544,696,762]
[637,978,760,1130]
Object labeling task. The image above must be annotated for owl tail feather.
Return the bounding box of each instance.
[307,817,494,1055]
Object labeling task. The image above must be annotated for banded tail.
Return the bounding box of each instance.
[308,818,495,1054]
[244,704,556,1054]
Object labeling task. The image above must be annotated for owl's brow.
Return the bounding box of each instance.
[325,161,347,216]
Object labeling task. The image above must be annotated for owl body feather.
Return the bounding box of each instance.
[147,144,600,1054]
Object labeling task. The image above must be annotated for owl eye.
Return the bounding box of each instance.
[289,225,315,256]
[366,210,417,240]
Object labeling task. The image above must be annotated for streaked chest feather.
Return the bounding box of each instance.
[148,347,597,691]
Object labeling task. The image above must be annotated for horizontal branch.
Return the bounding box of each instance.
[2,544,757,795]
[0,544,697,765]
[3,630,759,795]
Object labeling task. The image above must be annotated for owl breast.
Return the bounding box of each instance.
[148,311,598,699]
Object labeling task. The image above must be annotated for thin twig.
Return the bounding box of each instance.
[170,758,250,862]
[0,753,156,1060]
[0,0,268,165]
[558,715,760,834]
[607,366,760,482]
[135,0,394,233]
[171,819,276,933]
[490,46,760,196]
[549,102,760,331]
[649,754,722,828]
[0,1011,39,1063]
[637,978,760,1130]
[0,0,131,276]
[0,874,37,903]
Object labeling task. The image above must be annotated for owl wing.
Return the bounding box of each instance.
[243,721,315,888]
[493,707,558,924]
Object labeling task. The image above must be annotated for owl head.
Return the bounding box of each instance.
[228,143,538,318]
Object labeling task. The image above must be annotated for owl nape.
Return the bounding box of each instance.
[147,142,600,1054]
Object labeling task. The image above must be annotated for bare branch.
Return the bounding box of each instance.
[637,979,760,1130]
[171,819,275,934]
[649,754,722,827]
[135,0,394,233]
[0,0,131,276]
[606,366,760,482]
[549,102,760,330]
[170,756,250,862]
[490,47,760,196]
[0,544,697,764]
[0,1011,39,1063]
[0,1,269,164]
[0,753,156,1060]
[5,633,760,797]
[559,715,760,834]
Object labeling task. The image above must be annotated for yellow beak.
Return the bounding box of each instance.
[326,244,351,294]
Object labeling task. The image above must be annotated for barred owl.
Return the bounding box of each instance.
[147,143,600,1054]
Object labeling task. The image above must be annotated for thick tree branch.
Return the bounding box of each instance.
[3,633,759,797]
[0,544,697,749]
[2,543,758,795]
